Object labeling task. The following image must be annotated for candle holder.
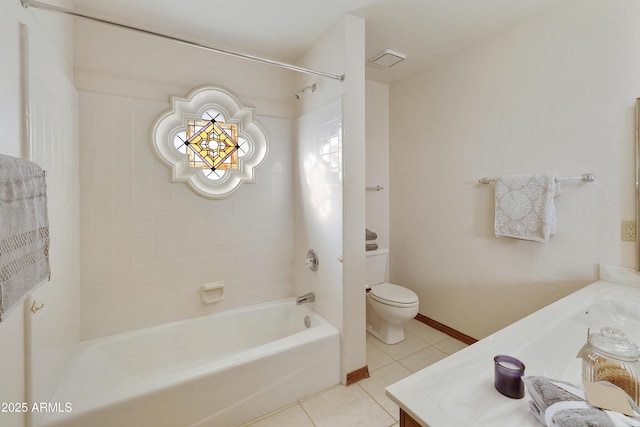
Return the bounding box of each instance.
[494,355,526,399]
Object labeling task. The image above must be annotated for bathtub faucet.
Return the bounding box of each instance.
[296,292,315,305]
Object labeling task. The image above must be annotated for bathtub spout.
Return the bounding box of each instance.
[296,292,315,305]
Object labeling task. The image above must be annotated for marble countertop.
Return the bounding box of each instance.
[385,264,640,427]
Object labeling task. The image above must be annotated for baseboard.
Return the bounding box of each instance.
[346,365,370,385]
[414,313,478,345]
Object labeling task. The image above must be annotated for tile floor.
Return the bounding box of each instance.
[240,320,469,427]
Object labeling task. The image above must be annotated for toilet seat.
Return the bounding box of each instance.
[369,283,418,307]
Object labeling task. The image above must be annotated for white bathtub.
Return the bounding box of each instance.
[41,298,340,427]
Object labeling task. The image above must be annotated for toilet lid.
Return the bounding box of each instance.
[369,283,418,305]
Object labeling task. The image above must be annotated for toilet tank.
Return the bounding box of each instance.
[365,249,389,285]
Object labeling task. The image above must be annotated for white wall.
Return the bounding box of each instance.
[0,2,79,427]
[74,22,297,338]
[341,14,367,381]
[365,80,390,249]
[295,14,367,382]
[26,22,80,426]
[390,0,640,339]
[74,19,295,117]
[0,6,28,425]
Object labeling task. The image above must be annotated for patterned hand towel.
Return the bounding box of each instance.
[494,174,561,242]
[0,155,50,321]
[523,376,640,427]
[524,376,614,426]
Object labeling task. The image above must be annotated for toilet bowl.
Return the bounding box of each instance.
[365,249,419,344]
[367,283,419,344]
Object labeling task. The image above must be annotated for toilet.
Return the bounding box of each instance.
[366,249,419,344]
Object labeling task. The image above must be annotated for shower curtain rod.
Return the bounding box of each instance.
[20,0,346,82]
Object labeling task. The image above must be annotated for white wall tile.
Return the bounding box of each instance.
[294,98,343,329]
[79,94,295,338]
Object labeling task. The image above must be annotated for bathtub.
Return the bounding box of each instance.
[41,298,340,427]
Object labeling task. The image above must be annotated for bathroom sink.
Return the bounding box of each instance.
[571,298,640,343]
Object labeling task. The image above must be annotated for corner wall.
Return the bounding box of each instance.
[0,2,79,427]
[295,14,367,383]
[390,0,640,339]
[26,21,80,426]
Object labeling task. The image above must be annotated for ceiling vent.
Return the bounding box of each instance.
[368,49,406,68]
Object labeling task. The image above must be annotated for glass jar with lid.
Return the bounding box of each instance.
[580,327,640,405]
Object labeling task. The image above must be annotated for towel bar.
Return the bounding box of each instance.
[478,173,595,185]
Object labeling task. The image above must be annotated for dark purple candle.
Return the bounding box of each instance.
[494,355,525,399]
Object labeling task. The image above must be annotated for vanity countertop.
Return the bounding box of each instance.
[385,265,640,427]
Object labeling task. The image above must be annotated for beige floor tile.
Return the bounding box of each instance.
[243,320,469,427]
[434,336,468,354]
[358,362,413,420]
[367,331,429,360]
[243,404,314,427]
[398,346,448,372]
[404,319,450,344]
[366,339,394,371]
[301,384,395,427]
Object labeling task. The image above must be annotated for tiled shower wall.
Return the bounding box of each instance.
[79,91,295,339]
[294,97,343,329]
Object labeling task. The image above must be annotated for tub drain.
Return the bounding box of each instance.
[304,315,311,328]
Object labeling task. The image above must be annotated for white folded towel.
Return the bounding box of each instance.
[0,155,50,321]
[494,173,561,243]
